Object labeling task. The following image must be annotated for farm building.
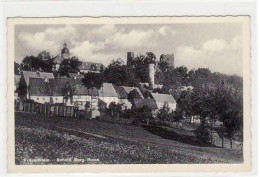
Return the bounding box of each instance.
[120,86,144,99]
[79,62,105,73]
[133,98,158,115]
[21,71,55,99]
[151,92,177,112]
[28,78,99,111]
[66,83,99,111]
[99,83,119,107]
[114,86,132,109]
[28,78,64,104]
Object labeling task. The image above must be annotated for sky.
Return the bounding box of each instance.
[15,23,243,76]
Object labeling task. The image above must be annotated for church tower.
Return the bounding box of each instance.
[61,42,70,59]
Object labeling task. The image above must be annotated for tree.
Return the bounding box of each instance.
[68,56,82,73]
[58,56,82,77]
[127,89,141,104]
[133,105,154,125]
[37,51,51,61]
[163,66,189,91]
[14,62,20,75]
[21,55,42,71]
[195,124,211,145]
[176,90,193,121]
[218,87,243,148]
[17,76,27,98]
[37,51,54,72]
[81,72,103,116]
[108,102,123,118]
[61,81,75,104]
[103,59,138,86]
[130,52,156,83]
[157,102,171,124]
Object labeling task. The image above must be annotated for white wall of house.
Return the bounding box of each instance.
[99,96,118,107]
[30,96,63,104]
[156,102,176,112]
[66,95,98,110]
[118,99,132,109]
[80,69,100,74]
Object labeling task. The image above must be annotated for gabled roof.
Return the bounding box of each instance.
[23,71,54,86]
[151,92,176,104]
[114,86,128,99]
[134,99,158,110]
[79,62,105,71]
[121,86,144,99]
[74,84,99,96]
[29,78,52,96]
[29,78,98,96]
[99,83,118,97]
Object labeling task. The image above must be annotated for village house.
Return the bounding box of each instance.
[133,98,158,116]
[66,82,99,111]
[114,86,132,109]
[120,86,144,99]
[22,71,55,99]
[28,78,64,104]
[151,92,177,112]
[98,83,119,107]
[79,62,105,73]
[28,77,99,111]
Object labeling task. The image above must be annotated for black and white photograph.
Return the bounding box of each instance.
[7,16,251,173]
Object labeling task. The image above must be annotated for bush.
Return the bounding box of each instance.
[194,124,211,144]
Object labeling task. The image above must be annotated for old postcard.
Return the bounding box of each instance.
[7,16,251,173]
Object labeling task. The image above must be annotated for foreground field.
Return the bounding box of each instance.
[15,112,243,164]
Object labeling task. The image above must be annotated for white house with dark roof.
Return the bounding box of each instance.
[99,83,118,107]
[29,77,99,110]
[28,78,63,104]
[79,62,105,73]
[22,71,54,99]
[151,92,177,112]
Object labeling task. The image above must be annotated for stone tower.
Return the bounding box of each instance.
[148,63,155,89]
[160,54,174,68]
[127,52,134,66]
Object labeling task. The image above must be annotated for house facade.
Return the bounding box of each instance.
[28,78,64,104]
[114,86,132,109]
[151,92,177,112]
[79,62,105,73]
[22,71,55,99]
[99,83,118,107]
[66,84,99,111]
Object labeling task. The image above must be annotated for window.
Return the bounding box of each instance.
[56,98,58,101]
[37,97,39,100]
[43,97,45,101]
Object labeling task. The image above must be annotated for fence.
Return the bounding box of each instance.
[15,100,78,118]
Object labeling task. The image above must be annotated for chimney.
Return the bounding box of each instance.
[148,63,155,90]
